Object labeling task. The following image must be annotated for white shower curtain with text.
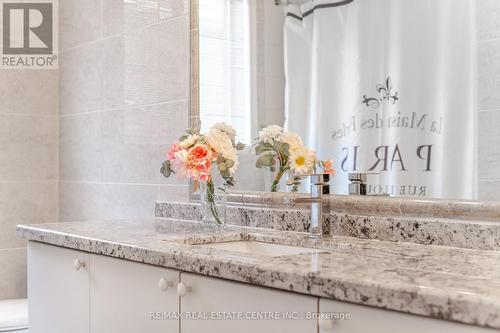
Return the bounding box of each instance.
[284,0,477,199]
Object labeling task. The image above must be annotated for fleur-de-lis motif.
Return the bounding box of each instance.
[362,77,399,109]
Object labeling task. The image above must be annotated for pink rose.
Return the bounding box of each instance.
[167,143,180,161]
[186,144,213,181]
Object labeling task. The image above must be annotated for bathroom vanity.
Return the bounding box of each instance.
[18,218,500,333]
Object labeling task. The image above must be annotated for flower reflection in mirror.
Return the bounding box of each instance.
[254,125,336,192]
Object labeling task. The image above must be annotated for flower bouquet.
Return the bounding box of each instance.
[161,123,245,225]
[254,125,335,192]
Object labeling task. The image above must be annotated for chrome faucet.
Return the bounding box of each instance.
[348,172,390,196]
[349,173,367,195]
[283,174,330,239]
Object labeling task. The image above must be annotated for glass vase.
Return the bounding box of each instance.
[199,180,227,227]
[264,167,288,192]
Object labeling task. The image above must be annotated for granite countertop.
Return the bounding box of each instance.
[17,219,500,329]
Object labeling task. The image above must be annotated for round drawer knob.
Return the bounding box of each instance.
[158,277,173,292]
[73,259,85,271]
[177,282,190,297]
[318,318,334,331]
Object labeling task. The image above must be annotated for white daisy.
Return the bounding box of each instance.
[290,146,316,175]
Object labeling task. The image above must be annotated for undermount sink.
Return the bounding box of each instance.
[195,241,320,257]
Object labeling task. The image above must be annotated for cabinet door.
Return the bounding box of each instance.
[319,299,496,333]
[90,254,180,333]
[28,242,90,333]
[180,272,318,333]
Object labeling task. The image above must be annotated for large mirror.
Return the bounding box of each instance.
[195,0,489,200]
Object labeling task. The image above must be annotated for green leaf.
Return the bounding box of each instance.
[217,155,225,164]
[219,163,228,172]
[236,142,246,151]
[286,175,303,187]
[218,186,230,194]
[224,177,235,187]
[179,135,188,142]
[160,160,174,178]
[256,154,275,168]
[274,142,290,155]
[225,159,235,168]
[255,143,273,155]
[186,128,198,135]
[220,168,231,178]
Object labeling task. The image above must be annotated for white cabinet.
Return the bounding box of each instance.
[179,272,318,333]
[90,254,180,333]
[28,242,90,333]
[318,299,496,333]
[27,242,497,333]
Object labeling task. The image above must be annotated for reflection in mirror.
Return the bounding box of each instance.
[197,0,485,200]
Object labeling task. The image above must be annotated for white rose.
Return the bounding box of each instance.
[179,134,199,149]
[206,129,234,155]
[210,122,236,142]
[280,131,303,153]
[258,125,283,144]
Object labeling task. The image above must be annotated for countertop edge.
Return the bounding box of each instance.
[16,224,500,330]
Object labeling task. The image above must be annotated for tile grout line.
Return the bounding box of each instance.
[59,13,189,54]
[0,247,27,252]
[0,113,58,118]
[58,99,190,118]
[0,180,58,184]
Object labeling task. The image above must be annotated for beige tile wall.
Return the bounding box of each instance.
[58,0,191,222]
[478,0,500,200]
[0,69,58,299]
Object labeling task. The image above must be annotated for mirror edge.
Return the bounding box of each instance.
[188,0,199,201]
[187,0,500,216]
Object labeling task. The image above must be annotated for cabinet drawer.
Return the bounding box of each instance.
[319,299,496,333]
[180,272,318,333]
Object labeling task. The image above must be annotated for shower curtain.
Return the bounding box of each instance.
[284,0,477,199]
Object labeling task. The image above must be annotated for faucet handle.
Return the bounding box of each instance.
[309,173,331,185]
[348,173,368,183]
[348,173,368,195]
